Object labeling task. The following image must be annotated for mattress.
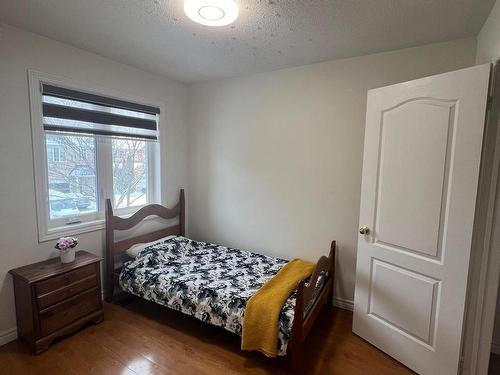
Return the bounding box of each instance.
[119,236,298,355]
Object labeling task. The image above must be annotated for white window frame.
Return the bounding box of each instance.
[28,70,164,242]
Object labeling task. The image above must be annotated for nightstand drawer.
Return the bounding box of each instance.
[39,287,100,336]
[35,264,95,296]
[37,274,98,309]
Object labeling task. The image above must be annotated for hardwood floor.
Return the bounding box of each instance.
[0,300,414,374]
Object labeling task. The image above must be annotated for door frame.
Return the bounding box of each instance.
[464,61,500,375]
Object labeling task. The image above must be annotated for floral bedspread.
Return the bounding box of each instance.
[119,236,297,355]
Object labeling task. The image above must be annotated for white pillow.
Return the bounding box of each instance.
[125,235,176,258]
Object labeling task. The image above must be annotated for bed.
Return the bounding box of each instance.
[105,189,336,366]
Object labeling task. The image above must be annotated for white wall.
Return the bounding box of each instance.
[477,0,500,356]
[187,38,477,304]
[477,0,500,64]
[0,24,188,341]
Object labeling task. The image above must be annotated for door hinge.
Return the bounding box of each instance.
[458,356,464,374]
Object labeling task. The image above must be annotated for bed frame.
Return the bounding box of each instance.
[105,189,336,368]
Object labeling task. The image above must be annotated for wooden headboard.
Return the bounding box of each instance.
[104,189,185,302]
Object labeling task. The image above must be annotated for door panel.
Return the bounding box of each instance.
[369,259,439,346]
[353,64,491,375]
[376,99,455,259]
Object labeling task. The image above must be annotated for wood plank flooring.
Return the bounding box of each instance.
[0,300,414,374]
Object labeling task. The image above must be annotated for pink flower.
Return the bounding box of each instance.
[55,237,78,251]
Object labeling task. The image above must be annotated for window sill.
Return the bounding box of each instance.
[41,219,105,242]
[39,204,159,242]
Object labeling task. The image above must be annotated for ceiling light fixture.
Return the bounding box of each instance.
[184,0,239,27]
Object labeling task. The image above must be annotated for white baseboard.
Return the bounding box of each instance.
[332,296,354,311]
[0,328,17,346]
[492,341,500,355]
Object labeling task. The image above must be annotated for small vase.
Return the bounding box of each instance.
[60,248,76,263]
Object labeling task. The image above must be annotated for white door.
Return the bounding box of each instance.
[353,64,491,375]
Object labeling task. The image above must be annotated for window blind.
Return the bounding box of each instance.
[41,84,159,141]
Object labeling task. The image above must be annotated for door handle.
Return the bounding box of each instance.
[359,226,370,235]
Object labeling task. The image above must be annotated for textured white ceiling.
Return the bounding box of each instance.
[0,0,495,83]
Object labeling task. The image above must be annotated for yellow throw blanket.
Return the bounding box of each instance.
[241,258,315,357]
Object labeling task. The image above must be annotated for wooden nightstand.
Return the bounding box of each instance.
[9,250,104,353]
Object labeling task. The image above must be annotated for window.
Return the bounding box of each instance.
[112,139,149,209]
[29,71,162,241]
[46,142,66,162]
[46,134,97,221]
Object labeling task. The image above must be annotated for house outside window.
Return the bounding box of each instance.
[46,142,66,162]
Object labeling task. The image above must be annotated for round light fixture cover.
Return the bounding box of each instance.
[184,0,239,26]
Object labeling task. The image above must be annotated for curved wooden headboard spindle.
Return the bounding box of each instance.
[104,189,185,302]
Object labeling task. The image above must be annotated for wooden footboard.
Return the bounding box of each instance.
[288,240,336,368]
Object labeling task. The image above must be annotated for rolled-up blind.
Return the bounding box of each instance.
[41,84,159,141]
